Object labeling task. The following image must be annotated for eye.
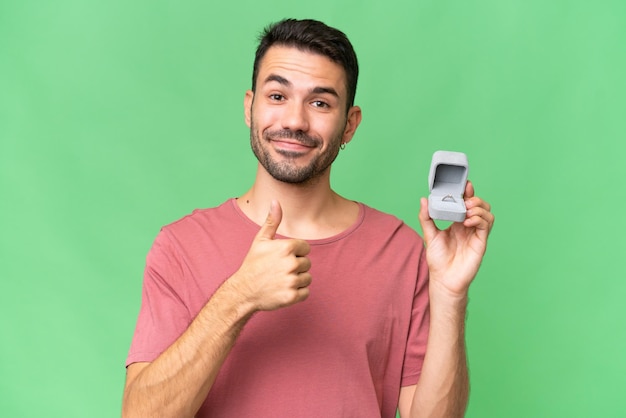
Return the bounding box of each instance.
[269,94,285,101]
[311,100,330,109]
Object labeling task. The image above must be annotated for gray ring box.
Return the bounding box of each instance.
[428,151,469,222]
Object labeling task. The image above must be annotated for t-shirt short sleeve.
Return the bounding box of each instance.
[126,230,192,366]
[400,244,430,387]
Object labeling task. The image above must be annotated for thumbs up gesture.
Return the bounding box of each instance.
[231,200,312,311]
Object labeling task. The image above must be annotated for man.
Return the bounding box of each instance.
[123,18,494,418]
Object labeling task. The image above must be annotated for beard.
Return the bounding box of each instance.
[249,118,345,185]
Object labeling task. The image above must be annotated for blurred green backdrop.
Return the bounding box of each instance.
[1,0,625,416]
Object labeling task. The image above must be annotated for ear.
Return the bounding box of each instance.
[244,90,254,128]
[341,105,362,145]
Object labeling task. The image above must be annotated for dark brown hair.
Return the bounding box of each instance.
[252,18,359,112]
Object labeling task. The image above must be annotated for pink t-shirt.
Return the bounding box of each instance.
[127,199,430,417]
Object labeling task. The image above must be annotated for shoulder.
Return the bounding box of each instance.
[358,203,424,246]
[160,198,244,236]
[147,198,256,255]
[147,198,256,265]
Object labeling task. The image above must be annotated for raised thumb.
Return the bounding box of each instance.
[256,199,282,240]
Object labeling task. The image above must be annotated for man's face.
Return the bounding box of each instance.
[245,46,360,184]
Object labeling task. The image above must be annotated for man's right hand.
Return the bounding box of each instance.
[123,200,312,418]
[231,200,312,311]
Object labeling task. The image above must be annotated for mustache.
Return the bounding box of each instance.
[264,129,320,147]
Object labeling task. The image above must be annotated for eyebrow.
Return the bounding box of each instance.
[264,74,339,98]
[311,86,339,98]
[264,74,290,86]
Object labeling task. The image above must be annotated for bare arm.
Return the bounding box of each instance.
[122,200,312,418]
[399,181,494,417]
[398,288,469,418]
[122,279,255,418]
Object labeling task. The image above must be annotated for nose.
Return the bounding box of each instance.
[281,102,309,132]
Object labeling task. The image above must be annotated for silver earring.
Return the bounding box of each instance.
[340,143,346,150]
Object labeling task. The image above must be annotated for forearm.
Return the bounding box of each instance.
[410,282,469,418]
[122,279,255,418]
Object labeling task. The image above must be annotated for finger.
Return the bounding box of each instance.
[256,200,282,241]
[464,207,495,231]
[418,197,439,245]
[292,239,311,257]
[295,256,312,273]
[465,196,491,213]
[464,179,475,199]
[295,271,313,289]
[295,286,311,303]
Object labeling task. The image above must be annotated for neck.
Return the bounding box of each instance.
[237,164,358,239]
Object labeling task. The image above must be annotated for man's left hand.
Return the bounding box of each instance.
[418,180,495,297]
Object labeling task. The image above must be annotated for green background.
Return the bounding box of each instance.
[1,0,625,416]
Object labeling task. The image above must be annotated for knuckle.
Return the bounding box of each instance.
[299,288,310,301]
[280,290,301,306]
[283,257,300,272]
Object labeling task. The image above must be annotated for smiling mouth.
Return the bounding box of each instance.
[270,140,317,158]
[271,138,316,149]
[265,130,320,149]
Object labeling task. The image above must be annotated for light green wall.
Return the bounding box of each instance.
[1,1,625,416]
